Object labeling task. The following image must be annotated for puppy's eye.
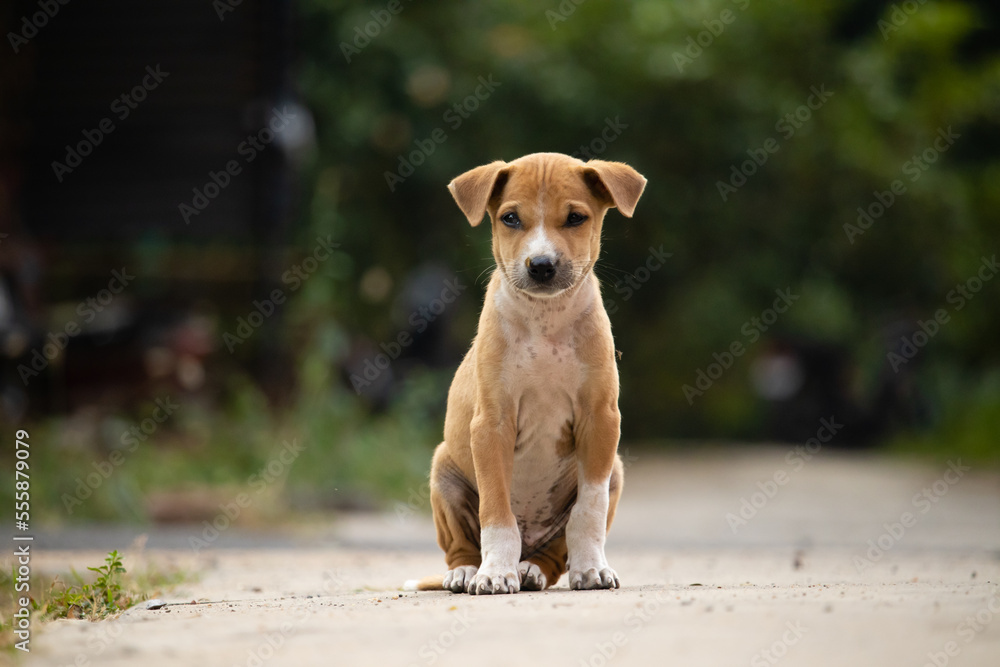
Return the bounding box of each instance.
[565,212,587,227]
[501,212,521,228]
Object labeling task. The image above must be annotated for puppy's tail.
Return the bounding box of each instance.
[403,574,445,591]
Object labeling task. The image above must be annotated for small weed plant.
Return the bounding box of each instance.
[42,550,132,621]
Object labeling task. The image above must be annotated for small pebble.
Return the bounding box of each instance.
[145,599,167,610]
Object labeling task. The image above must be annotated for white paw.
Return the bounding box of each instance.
[517,561,547,591]
[442,565,478,593]
[569,566,620,590]
[469,563,520,595]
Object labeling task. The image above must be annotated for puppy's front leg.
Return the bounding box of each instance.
[567,401,621,590]
[468,412,521,595]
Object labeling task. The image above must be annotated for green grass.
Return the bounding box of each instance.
[0,550,192,653]
[40,550,128,621]
[0,367,446,526]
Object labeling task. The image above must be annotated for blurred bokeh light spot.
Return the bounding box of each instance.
[405,65,452,108]
[360,266,394,304]
[177,355,206,391]
[488,24,534,60]
[751,353,806,401]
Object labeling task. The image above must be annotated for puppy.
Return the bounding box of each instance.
[418,152,646,594]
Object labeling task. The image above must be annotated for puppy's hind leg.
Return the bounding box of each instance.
[519,533,568,591]
[429,443,482,593]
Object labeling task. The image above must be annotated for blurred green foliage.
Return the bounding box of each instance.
[11,0,1000,526]
[295,0,999,448]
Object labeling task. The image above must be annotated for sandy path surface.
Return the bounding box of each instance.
[18,449,1000,666]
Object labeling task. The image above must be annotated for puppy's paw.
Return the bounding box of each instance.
[469,564,520,595]
[569,566,620,591]
[517,561,547,591]
[442,565,479,593]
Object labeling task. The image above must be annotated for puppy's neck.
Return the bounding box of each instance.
[493,271,599,339]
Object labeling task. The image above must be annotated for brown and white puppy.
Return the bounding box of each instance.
[420,152,645,594]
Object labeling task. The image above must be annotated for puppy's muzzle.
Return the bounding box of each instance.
[526,256,558,284]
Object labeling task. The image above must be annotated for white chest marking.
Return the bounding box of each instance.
[493,280,596,548]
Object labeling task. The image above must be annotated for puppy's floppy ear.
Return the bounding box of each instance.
[447,160,509,226]
[582,160,647,218]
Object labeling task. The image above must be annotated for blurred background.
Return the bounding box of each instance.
[1,0,998,526]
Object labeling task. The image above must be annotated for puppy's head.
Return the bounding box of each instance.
[448,152,646,298]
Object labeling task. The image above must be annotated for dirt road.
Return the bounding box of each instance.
[22,448,1000,666]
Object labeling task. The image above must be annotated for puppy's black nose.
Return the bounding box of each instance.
[527,256,557,283]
